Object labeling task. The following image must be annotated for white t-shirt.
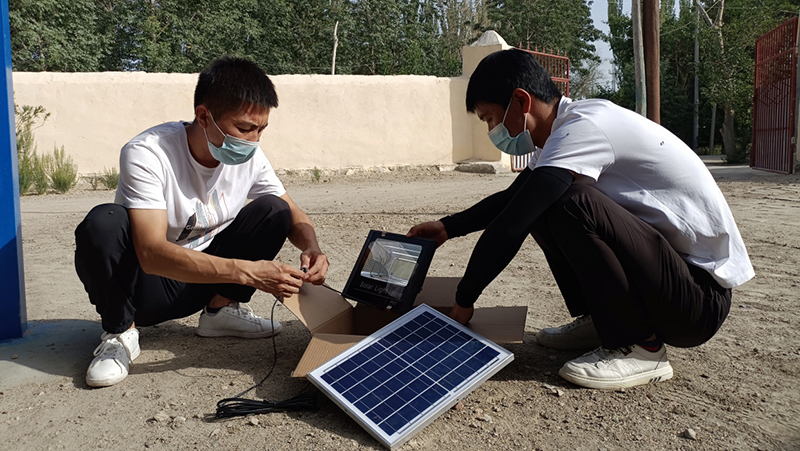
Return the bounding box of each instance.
[115,122,286,251]
[529,97,754,288]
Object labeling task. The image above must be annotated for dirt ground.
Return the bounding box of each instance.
[2,166,799,451]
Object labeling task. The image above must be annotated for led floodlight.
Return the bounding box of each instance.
[343,230,437,314]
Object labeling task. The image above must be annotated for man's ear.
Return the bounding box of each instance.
[511,88,533,115]
[195,105,210,129]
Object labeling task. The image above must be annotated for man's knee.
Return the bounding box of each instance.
[247,195,292,233]
[75,204,130,251]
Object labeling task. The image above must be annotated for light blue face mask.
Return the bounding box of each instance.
[487,99,535,156]
[204,113,259,165]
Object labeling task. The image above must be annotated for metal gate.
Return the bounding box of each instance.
[752,17,798,174]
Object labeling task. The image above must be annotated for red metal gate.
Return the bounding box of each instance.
[752,17,798,174]
[511,48,570,172]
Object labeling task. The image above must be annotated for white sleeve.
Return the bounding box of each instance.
[535,114,614,181]
[247,150,287,199]
[115,143,168,210]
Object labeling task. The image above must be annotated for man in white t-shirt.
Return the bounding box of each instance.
[74,56,329,388]
[408,49,754,390]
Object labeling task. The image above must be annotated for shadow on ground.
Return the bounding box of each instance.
[0,319,102,390]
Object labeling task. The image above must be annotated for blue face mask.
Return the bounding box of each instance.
[487,99,535,156]
[204,113,259,165]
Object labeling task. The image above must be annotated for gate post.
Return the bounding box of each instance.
[0,0,27,340]
[795,11,800,174]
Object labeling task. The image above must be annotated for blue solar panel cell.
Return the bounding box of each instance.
[308,304,513,450]
[407,378,427,395]
[372,383,393,400]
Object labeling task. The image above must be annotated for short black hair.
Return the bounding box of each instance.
[194,56,278,117]
[466,49,562,113]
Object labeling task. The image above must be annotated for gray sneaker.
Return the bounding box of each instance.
[197,302,282,339]
[536,315,601,350]
[558,344,673,389]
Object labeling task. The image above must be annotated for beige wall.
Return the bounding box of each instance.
[12,40,510,174]
[12,72,481,174]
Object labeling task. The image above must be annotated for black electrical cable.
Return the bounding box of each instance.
[214,296,319,419]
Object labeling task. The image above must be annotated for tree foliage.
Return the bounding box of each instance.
[483,0,602,75]
[10,0,597,79]
[599,0,796,153]
[10,0,106,71]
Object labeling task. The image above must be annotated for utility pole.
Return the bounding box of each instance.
[693,7,699,151]
[709,105,717,154]
[643,0,660,124]
[331,20,339,75]
[632,0,647,116]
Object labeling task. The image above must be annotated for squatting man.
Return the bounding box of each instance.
[408,49,754,390]
[74,56,329,387]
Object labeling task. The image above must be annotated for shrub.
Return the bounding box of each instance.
[14,104,49,195]
[101,166,119,190]
[31,151,49,194]
[312,166,321,182]
[84,174,100,190]
[47,145,79,193]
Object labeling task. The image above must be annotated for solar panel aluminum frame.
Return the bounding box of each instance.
[307,304,514,449]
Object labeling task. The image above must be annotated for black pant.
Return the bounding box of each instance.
[530,185,731,349]
[74,195,292,334]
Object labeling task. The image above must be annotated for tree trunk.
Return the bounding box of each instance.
[722,103,735,156]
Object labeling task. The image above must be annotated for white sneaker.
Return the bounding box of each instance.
[197,302,282,338]
[536,315,602,350]
[86,328,141,388]
[558,344,673,390]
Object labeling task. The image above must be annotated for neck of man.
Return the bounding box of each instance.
[185,121,221,168]
[527,97,560,149]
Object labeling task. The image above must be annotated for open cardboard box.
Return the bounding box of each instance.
[284,277,527,377]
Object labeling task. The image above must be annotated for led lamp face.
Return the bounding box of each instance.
[308,304,514,449]
[343,231,437,314]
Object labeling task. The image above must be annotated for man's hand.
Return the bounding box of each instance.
[247,260,306,299]
[407,220,448,247]
[300,249,329,285]
[449,303,474,325]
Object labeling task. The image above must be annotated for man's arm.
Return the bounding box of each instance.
[407,168,534,245]
[129,208,306,298]
[454,166,574,313]
[280,193,329,285]
[440,167,535,238]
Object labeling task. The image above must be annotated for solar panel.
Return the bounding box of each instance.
[307,304,514,449]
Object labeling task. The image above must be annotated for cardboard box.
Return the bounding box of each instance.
[284,277,527,377]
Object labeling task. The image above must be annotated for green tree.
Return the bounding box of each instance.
[694,0,795,157]
[483,0,602,75]
[599,0,635,109]
[599,0,794,155]
[10,0,107,71]
[9,0,598,80]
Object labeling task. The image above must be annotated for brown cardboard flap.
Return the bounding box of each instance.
[351,303,527,343]
[292,333,365,377]
[413,277,461,308]
[351,303,398,335]
[313,308,355,335]
[283,284,353,334]
[469,306,527,343]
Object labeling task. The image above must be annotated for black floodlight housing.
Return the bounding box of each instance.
[342,230,437,314]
